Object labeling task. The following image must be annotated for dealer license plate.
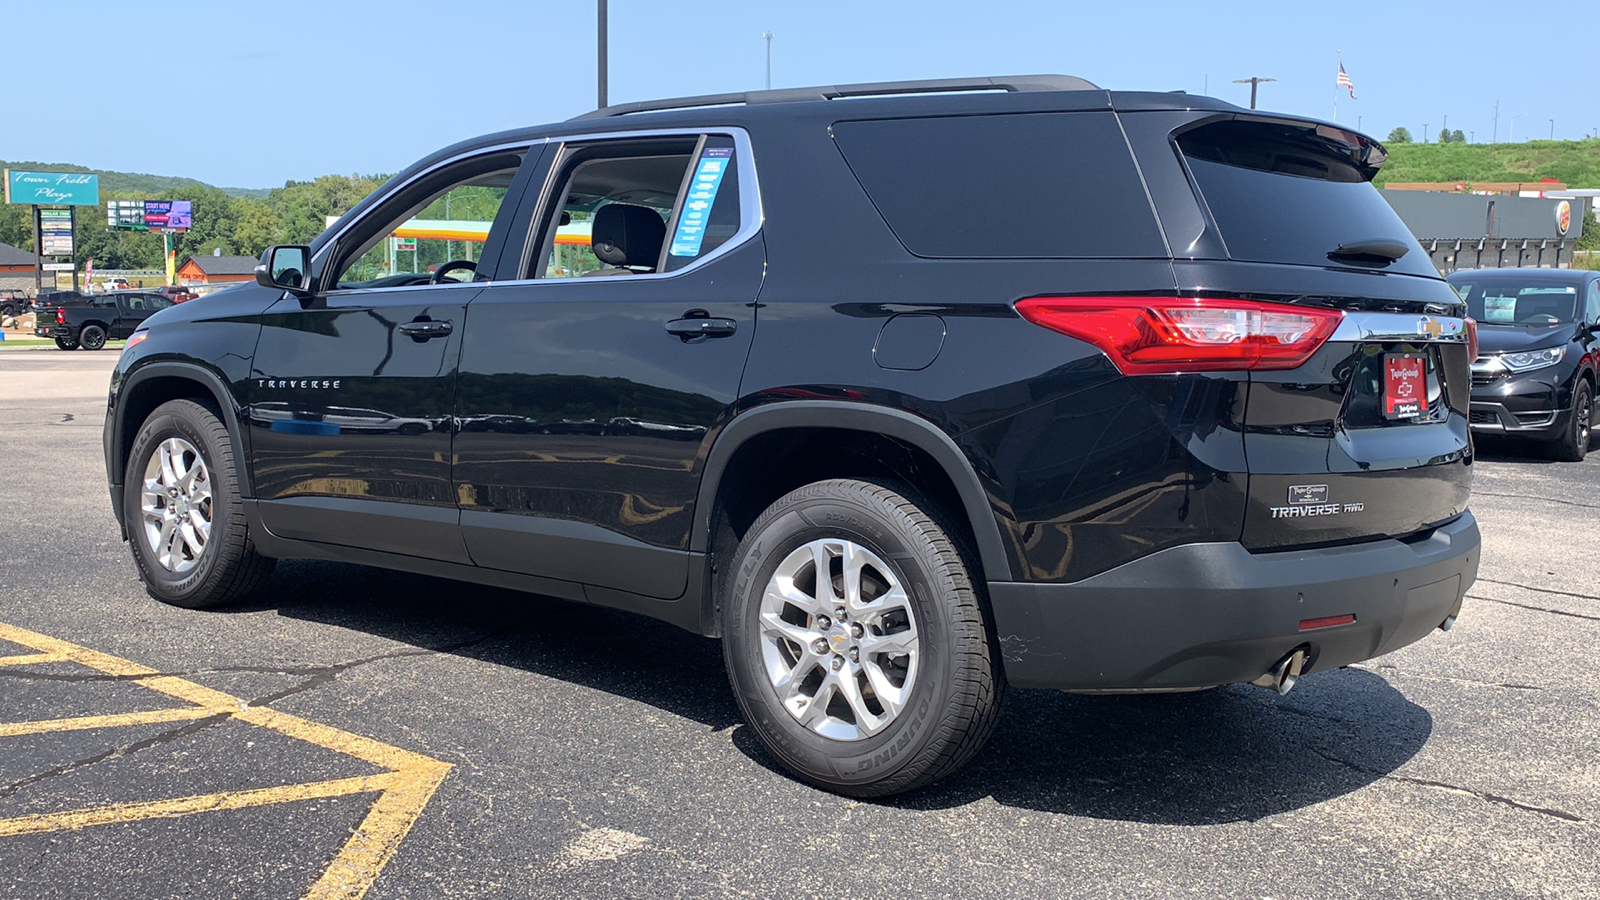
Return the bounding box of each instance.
[1383,352,1426,420]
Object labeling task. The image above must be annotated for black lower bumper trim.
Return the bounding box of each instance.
[987,512,1480,690]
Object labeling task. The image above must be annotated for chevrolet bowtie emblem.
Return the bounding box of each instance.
[1418,316,1444,339]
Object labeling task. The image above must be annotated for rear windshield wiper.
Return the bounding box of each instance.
[1327,239,1410,266]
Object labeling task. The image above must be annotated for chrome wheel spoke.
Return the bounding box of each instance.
[139,436,213,575]
[757,537,921,742]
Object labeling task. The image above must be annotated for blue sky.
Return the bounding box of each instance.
[7,1,1593,188]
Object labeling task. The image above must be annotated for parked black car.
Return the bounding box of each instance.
[0,289,30,318]
[44,291,175,350]
[1447,268,1600,460]
[103,75,1480,796]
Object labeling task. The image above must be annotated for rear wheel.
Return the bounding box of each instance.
[722,478,1004,797]
[123,399,274,608]
[54,336,78,351]
[79,325,108,351]
[1550,380,1592,462]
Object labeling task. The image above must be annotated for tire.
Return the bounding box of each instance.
[123,399,274,608]
[79,325,108,351]
[1550,380,1593,462]
[54,336,79,351]
[722,478,1004,797]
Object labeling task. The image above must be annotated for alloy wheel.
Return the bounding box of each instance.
[758,538,920,741]
[139,437,213,574]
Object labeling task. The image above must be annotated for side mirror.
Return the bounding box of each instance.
[255,245,312,295]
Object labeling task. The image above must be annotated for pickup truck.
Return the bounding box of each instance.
[39,291,174,350]
[0,289,30,318]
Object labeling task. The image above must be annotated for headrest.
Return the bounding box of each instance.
[591,204,665,269]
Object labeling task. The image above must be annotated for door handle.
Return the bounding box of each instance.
[666,315,737,340]
[399,319,453,340]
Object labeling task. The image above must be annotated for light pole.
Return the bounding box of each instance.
[1232,76,1275,110]
[597,0,608,109]
[1423,123,1430,143]
[763,32,773,90]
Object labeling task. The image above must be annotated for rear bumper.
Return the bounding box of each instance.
[987,511,1479,690]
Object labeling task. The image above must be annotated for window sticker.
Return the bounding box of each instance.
[669,147,733,257]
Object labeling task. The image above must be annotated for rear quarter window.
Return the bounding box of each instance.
[832,112,1167,259]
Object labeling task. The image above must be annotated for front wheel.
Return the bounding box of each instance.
[723,479,1004,797]
[1550,380,1593,462]
[123,399,274,608]
[54,336,79,351]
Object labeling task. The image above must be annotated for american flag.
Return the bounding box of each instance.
[1337,62,1356,99]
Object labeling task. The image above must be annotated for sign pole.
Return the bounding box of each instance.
[31,205,42,296]
[69,207,79,293]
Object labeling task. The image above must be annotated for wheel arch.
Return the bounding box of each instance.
[112,363,252,499]
[691,402,1013,635]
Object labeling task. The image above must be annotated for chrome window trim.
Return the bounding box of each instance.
[490,125,763,287]
[1329,312,1469,343]
[310,139,546,268]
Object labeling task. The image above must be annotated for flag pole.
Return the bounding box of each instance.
[1333,50,1340,122]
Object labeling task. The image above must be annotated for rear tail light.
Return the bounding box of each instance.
[56,308,65,324]
[1015,296,1344,374]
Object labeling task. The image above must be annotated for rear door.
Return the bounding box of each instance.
[453,129,762,600]
[1129,113,1473,549]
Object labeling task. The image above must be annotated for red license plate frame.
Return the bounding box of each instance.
[1383,352,1427,420]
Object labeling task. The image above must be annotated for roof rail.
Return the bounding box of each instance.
[570,74,1100,121]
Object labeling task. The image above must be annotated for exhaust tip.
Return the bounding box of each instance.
[1252,648,1309,696]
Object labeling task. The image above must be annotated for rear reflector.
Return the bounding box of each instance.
[1015,296,1344,374]
[1298,614,1356,631]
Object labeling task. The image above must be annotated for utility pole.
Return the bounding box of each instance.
[763,32,773,90]
[1550,119,1555,140]
[1232,76,1275,110]
[1492,100,1499,144]
[1442,114,1448,141]
[1510,114,1522,142]
[1423,123,1430,143]
[597,0,608,109]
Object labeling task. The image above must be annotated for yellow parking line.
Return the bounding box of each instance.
[0,772,401,838]
[0,705,226,738]
[0,621,453,900]
[0,652,67,667]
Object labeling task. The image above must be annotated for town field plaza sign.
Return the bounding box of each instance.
[4,170,100,206]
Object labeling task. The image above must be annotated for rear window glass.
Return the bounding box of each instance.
[1178,120,1437,277]
[1448,276,1581,324]
[832,112,1166,259]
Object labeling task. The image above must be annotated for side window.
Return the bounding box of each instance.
[145,294,174,311]
[329,151,524,291]
[1587,281,1600,324]
[529,134,743,279]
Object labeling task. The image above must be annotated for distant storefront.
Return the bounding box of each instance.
[0,241,41,293]
[1382,187,1588,272]
[177,255,258,285]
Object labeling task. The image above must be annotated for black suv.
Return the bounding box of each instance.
[104,75,1480,796]
[1447,268,1599,460]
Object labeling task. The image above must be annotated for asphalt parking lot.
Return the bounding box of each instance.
[1,348,1596,899]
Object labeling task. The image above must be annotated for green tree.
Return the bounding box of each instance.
[1387,127,1413,144]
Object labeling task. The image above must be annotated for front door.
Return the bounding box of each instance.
[453,131,762,599]
[249,147,533,562]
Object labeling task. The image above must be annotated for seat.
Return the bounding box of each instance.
[582,204,666,276]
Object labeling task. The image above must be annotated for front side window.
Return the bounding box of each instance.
[1587,280,1600,324]
[530,134,743,279]
[330,152,522,291]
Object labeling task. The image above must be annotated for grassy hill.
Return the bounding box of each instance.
[0,159,266,198]
[1373,139,1600,189]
